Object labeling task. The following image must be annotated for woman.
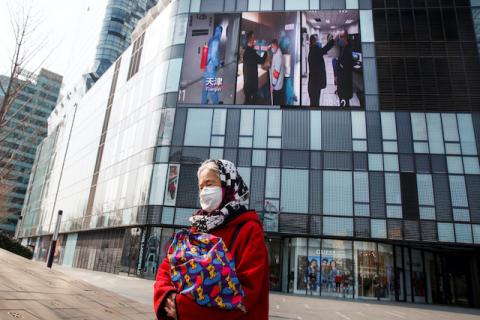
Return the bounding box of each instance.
[153,159,269,319]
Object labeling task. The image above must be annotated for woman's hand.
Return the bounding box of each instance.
[164,292,177,319]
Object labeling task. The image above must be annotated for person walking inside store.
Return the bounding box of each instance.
[153,159,269,319]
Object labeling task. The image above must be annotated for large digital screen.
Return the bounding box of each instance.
[179,10,364,108]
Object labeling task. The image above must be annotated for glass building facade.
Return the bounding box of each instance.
[19,0,480,308]
[84,0,159,88]
[0,69,62,234]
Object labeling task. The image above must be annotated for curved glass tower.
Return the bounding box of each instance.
[85,0,158,88]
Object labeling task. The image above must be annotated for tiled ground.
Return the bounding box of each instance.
[53,260,480,320]
[0,249,154,320]
[3,248,480,320]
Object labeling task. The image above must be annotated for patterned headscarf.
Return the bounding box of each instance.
[189,159,249,232]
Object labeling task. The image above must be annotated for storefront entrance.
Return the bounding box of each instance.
[278,237,479,306]
[266,237,282,291]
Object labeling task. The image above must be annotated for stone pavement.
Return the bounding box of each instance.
[3,248,480,320]
[52,260,480,320]
[0,248,154,320]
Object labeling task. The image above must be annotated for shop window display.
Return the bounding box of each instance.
[321,239,353,298]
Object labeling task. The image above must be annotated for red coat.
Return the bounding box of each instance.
[153,210,269,319]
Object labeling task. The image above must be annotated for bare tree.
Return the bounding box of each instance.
[0,1,54,230]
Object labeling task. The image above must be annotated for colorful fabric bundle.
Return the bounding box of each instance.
[167,229,246,311]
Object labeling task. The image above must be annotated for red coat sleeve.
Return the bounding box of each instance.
[153,257,177,319]
[174,222,268,320]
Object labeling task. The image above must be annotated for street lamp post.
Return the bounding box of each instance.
[14,215,23,240]
[46,210,63,268]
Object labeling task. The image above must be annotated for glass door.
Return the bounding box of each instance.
[411,249,426,303]
[378,244,395,301]
[266,237,282,291]
[394,246,405,301]
[354,241,377,299]
[119,227,142,276]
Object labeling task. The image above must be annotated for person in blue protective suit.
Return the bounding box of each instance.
[201,25,223,104]
[279,31,297,105]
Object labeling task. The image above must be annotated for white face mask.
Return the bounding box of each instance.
[199,186,223,212]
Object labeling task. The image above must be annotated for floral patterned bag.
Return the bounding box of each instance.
[167,229,246,311]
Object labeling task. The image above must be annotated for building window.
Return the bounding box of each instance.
[352,111,367,152]
[310,111,322,150]
[184,109,213,146]
[464,157,480,174]
[381,112,397,152]
[285,0,309,10]
[354,171,370,216]
[360,10,375,42]
[281,169,308,213]
[127,32,145,80]
[383,154,399,172]
[165,58,183,92]
[265,168,281,199]
[458,114,477,155]
[417,174,435,220]
[473,225,480,244]
[239,110,254,148]
[252,150,266,166]
[371,219,387,239]
[442,113,459,142]
[211,109,226,147]
[385,173,402,218]
[323,217,354,237]
[447,156,464,174]
[437,223,455,242]
[323,171,353,216]
[368,153,383,171]
[149,164,168,205]
[268,110,282,149]
[426,113,444,154]
[455,224,473,244]
[449,175,469,209]
[254,110,268,149]
[411,113,429,153]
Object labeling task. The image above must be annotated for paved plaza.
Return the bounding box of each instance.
[0,248,153,320]
[2,248,480,320]
[53,257,480,320]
